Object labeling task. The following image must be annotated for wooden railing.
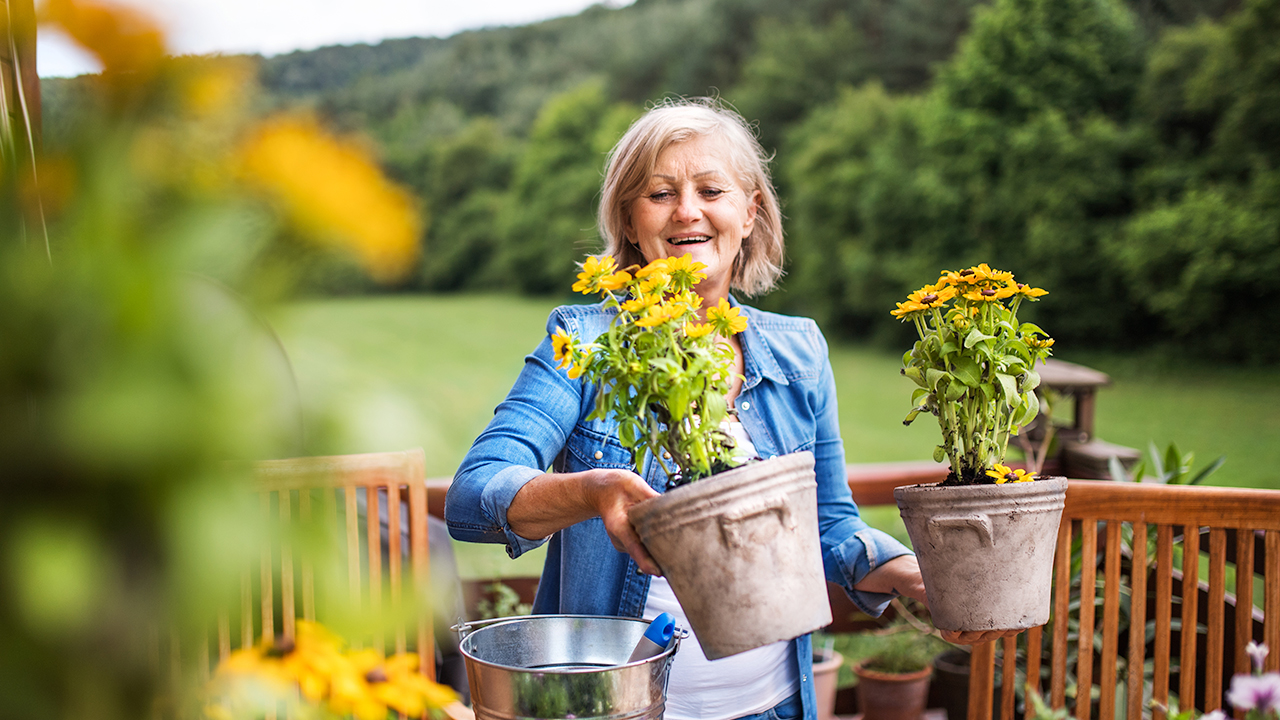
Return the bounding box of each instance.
[431,468,1280,720]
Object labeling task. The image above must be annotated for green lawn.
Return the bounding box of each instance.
[272,294,1280,576]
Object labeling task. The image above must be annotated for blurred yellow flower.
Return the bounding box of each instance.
[183,57,256,119]
[635,302,681,328]
[40,0,167,77]
[573,255,618,293]
[707,298,747,336]
[552,327,574,368]
[622,293,661,314]
[665,253,708,290]
[684,322,715,339]
[238,116,422,282]
[890,300,926,318]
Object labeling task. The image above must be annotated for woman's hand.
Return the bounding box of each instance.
[854,555,1021,645]
[507,468,661,575]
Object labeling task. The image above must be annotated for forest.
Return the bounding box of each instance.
[43,0,1280,362]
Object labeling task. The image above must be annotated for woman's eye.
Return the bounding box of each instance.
[648,191,674,201]
[701,188,725,198]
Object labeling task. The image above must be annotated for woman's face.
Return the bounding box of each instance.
[625,135,760,300]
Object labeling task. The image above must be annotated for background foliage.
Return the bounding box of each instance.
[45,0,1276,361]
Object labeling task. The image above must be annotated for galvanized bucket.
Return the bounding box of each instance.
[455,615,682,720]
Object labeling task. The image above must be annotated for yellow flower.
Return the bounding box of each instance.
[665,253,709,290]
[635,258,671,278]
[985,464,1037,484]
[238,116,422,282]
[969,263,1014,284]
[707,298,747,336]
[622,293,661,314]
[1025,335,1055,350]
[41,0,167,77]
[551,327,574,367]
[962,287,1004,303]
[1012,282,1049,299]
[906,283,957,309]
[635,302,680,328]
[597,270,632,292]
[684,322,715,339]
[891,301,926,318]
[572,255,620,294]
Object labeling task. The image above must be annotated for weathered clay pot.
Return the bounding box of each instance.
[627,451,831,659]
[813,648,844,720]
[854,662,933,720]
[894,476,1067,632]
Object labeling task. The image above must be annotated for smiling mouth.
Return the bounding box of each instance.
[668,235,711,246]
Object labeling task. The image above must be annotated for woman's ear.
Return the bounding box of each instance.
[742,189,762,237]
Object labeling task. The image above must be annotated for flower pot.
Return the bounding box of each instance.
[813,648,844,720]
[894,476,1067,632]
[627,451,831,659]
[853,661,932,720]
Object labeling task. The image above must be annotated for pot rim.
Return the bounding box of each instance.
[851,662,934,683]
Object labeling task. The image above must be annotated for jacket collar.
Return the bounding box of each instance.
[730,295,789,391]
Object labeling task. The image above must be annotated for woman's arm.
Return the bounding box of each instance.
[445,307,660,571]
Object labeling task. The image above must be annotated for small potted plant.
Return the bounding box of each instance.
[852,624,938,720]
[889,264,1067,632]
[554,254,831,659]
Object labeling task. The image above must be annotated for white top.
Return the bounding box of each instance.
[641,420,799,720]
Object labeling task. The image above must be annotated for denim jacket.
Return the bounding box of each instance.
[446,298,913,720]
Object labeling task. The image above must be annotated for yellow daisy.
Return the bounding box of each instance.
[707,298,748,336]
[985,464,1037,484]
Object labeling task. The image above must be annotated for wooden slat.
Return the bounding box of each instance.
[366,485,384,653]
[969,641,996,720]
[344,486,361,611]
[300,490,315,622]
[1078,520,1098,720]
[1153,524,1173,720]
[241,568,253,649]
[388,482,405,655]
[1205,528,1227,711]
[1267,530,1279,673]
[1181,525,1201,708]
[260,493,274,643]
[1063,481,1280,529]
[409,477,435,681]
[1051,519,1072,708]
[1235,528,1256,677]
[1025,625,1043,720]
[1001,634,1017,720]
[1128,522,1148,720]
[1099,520,1122,720]
[280,491,295,640]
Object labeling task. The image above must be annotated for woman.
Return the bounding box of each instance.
[446,99,974,720]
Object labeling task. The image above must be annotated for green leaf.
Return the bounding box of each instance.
[925,369,949,391]
[903,408,923,425]
[939,340,959,356]
[1020,370,1041,393]
[1020,322,1047,336]
[945,381,966,402]
[951,356,981,387]
[933,445,947,463]
[964,327,995,349]
[903,366,928,388]
[911,388,929,406]
[996,373,1017,405]
[1014,391,1040,428]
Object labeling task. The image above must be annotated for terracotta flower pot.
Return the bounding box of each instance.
[854,661,933,720]
[813,648,844,720]
[626,451,832,659]
[894,476,1067,632]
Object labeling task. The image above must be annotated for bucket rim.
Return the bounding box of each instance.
[457,614,680,674]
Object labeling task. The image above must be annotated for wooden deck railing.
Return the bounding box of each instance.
[431,467,1280,720]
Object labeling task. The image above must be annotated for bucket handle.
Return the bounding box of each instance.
[450,616,514,640]
[927,514,994,547]
[718,495,795,549]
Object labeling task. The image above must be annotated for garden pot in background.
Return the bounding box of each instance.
[854,661,932,720]
[813,648,844,720]
[627,451,831,659]
[894,476,1067,632]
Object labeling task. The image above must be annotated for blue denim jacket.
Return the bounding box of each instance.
[446,298,913,720]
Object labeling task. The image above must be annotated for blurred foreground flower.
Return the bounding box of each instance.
[40,0,166,77]
[238,117,422,282]
[205,621,458,720]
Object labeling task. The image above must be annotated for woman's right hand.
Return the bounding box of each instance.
[507,468,662,575]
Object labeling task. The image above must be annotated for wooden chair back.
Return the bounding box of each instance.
[969,480,1280,720]
[220,448,434,679]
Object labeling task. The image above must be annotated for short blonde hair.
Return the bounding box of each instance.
[598,98,784,297]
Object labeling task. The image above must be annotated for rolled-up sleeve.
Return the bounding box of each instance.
[809,327,914,617]
[445,308,588,558]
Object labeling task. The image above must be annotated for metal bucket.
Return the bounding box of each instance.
[456,615,681,720]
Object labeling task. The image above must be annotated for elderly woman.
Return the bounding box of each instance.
[446,99,952,720]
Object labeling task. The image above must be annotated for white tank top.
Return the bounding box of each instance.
[641,420,800,720]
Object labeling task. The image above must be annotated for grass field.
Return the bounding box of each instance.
[272,294,1280,577]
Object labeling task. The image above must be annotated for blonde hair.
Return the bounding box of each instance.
[598,98,784,297]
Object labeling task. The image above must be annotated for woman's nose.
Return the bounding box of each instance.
[673,191,701,223]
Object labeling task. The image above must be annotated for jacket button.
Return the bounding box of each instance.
[594,451,603,460]
[663,452,671,459]
[740,401,750,410]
